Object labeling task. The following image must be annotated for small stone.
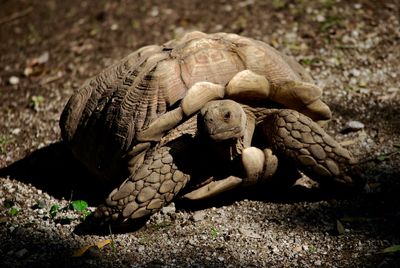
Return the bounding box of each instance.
[37,51,49,64]
[111,24,119,31]
[9,76,19,85]
[341,120,365,133]
[11,128,21,135]
[161,203,176,214]
[191,211,205,222]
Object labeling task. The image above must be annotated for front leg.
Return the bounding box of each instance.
[95,142,191,222]
[259,109,363,188]
[240,147,278,186]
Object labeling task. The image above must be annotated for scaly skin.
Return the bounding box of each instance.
[260,109,360,187]
[96,143,191,221]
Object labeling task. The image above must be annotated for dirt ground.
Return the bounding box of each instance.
[0,0,399,267]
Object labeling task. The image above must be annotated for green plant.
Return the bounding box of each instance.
[376,144,400,162]
[210,226,219,239]
[9,207,19,216]
[320,16,342,32]
[308,245,317,253]
[272,0,285,9]
[4,200,19,217]
[30,95,44,111]
[383,245,400,254]
[0,135,12,155]
[49,204,60,219]
[153,221,172,229]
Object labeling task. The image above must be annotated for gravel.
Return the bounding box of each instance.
[1,0,399,267]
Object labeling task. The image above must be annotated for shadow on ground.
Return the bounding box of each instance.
[0,142,109,205]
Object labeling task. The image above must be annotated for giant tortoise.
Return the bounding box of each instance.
[60,31,358,223]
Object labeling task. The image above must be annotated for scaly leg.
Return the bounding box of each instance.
[259,109,362,188]
[95,140,192,222]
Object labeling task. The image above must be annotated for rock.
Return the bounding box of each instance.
[37,51,49,64]
[8,76,19,85]
[191,211,205,222]
[341,120,365,133]
[161,203,176,214]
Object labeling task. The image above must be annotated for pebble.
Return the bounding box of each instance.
[191,211,205,222]
[161,203,176,214]
[8,76,19,85]
[341,120,365,133]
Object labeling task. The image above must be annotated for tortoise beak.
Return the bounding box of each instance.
[208,126,244,141]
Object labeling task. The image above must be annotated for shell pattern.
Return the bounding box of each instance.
[60,31,312,181]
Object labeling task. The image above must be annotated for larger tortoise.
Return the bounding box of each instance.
[60,31,355,223]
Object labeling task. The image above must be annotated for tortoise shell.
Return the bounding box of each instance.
[60,31,314,182]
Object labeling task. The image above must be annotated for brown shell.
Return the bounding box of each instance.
[60,31,312,181]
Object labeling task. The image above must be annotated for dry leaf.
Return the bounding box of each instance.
[73,239,111,257]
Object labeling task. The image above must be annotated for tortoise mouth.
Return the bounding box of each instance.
[208,126,244,141]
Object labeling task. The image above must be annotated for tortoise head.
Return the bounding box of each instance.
[198,99,246,141]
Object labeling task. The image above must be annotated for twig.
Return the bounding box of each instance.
[0,7,33,26]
